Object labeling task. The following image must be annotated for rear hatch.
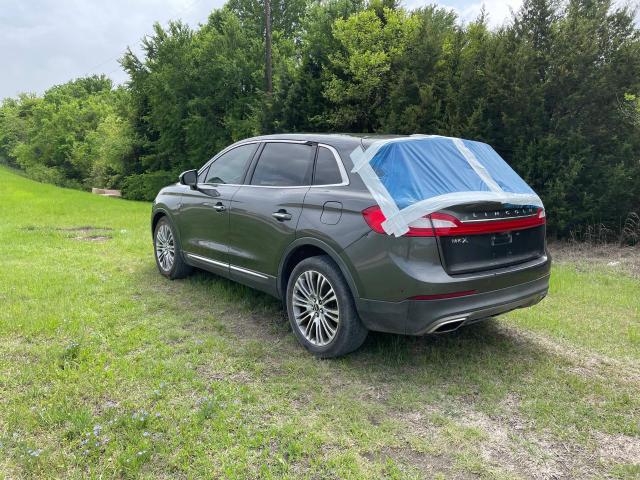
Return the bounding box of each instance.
[434,203,546,275]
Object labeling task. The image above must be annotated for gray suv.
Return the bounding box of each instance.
[151,134,550,357]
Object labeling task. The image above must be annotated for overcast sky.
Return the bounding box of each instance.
[0,0,526,99]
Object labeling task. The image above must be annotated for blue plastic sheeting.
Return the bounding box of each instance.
[369,137,536,209]
[350,135,543,236]
[459,139,536,195]
[371,137,480,209]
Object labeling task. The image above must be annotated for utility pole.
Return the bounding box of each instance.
[264,0,273,96]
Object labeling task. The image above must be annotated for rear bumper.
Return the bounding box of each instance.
[355,273,550,335]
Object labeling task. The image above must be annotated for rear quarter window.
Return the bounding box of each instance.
[313,147,343,185]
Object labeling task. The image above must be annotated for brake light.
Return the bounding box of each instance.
[361,205,437,236]
[362,206,546,237]
[361,205,387,234]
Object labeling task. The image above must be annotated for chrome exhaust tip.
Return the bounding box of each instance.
[428,317,467,334]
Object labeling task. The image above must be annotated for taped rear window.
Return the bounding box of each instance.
[350,136,543,236]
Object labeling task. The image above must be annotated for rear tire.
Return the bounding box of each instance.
[286,255,368,358]
[153,216,192,280]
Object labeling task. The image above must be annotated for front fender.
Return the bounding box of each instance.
[151,186,185,242]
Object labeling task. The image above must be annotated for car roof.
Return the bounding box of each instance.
[240,133,409,150]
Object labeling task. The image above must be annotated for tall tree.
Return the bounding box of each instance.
[264,0,273,95]
[324,6,419,131]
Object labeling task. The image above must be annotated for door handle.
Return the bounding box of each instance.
[213,202,226,212]
[272,210,292,221]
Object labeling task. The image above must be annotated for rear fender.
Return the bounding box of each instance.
[278,237,360,301]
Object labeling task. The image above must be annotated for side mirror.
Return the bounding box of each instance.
[179,169,198,189]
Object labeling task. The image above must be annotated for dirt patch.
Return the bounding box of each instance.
[91,398,121,416]
[58,226,113,232]
[21,225,114,238]
[72,235,111,242]
[460,405,640,478]
[369,445,471,479]
[394,403,611,480]
[594,432,640,465]
[406,325,640,478]
[195,365,253,385]
[548,242,640,278]
[462,410,595,479]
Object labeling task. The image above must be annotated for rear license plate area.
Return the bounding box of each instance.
[439,225,545,274]
[491,232,512,246]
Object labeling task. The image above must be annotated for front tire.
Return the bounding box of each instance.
[153,217,192,279]
[286,255,367,358]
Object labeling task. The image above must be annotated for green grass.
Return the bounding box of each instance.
[1,166,639,479]
[510,264,639,362]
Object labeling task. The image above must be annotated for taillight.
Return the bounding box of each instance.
[361,205,387,234]
[362,206,437,236]
[362,206,546,237]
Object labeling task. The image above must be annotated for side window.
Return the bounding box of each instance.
[203,143,257,185]
[250,143,314,187]
[313,147,343,185]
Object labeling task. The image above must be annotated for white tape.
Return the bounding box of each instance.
[350,135,434,173]
[355,161,408,235]
[382,192,543,236]
[451,138,503,193]
[349,146,366,171]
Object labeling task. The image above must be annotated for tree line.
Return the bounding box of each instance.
[1,0,639,237]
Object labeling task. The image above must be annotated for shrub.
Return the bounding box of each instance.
[23,164,83,190]
[121,171,178,201]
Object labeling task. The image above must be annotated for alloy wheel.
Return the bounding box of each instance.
[292,270,339,346]
[155,224,175,272]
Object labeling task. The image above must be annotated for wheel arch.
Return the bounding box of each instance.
[151,209,168,235]
[152,206,180,234]
[278,237,360,301]
[152,207,187,252]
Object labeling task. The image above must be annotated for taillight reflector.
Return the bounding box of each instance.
[408,290,478,301]
[362,206,545,237]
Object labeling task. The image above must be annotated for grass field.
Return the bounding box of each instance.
[0,166,638,479]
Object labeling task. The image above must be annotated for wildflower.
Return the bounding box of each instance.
[27,448,42,457]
